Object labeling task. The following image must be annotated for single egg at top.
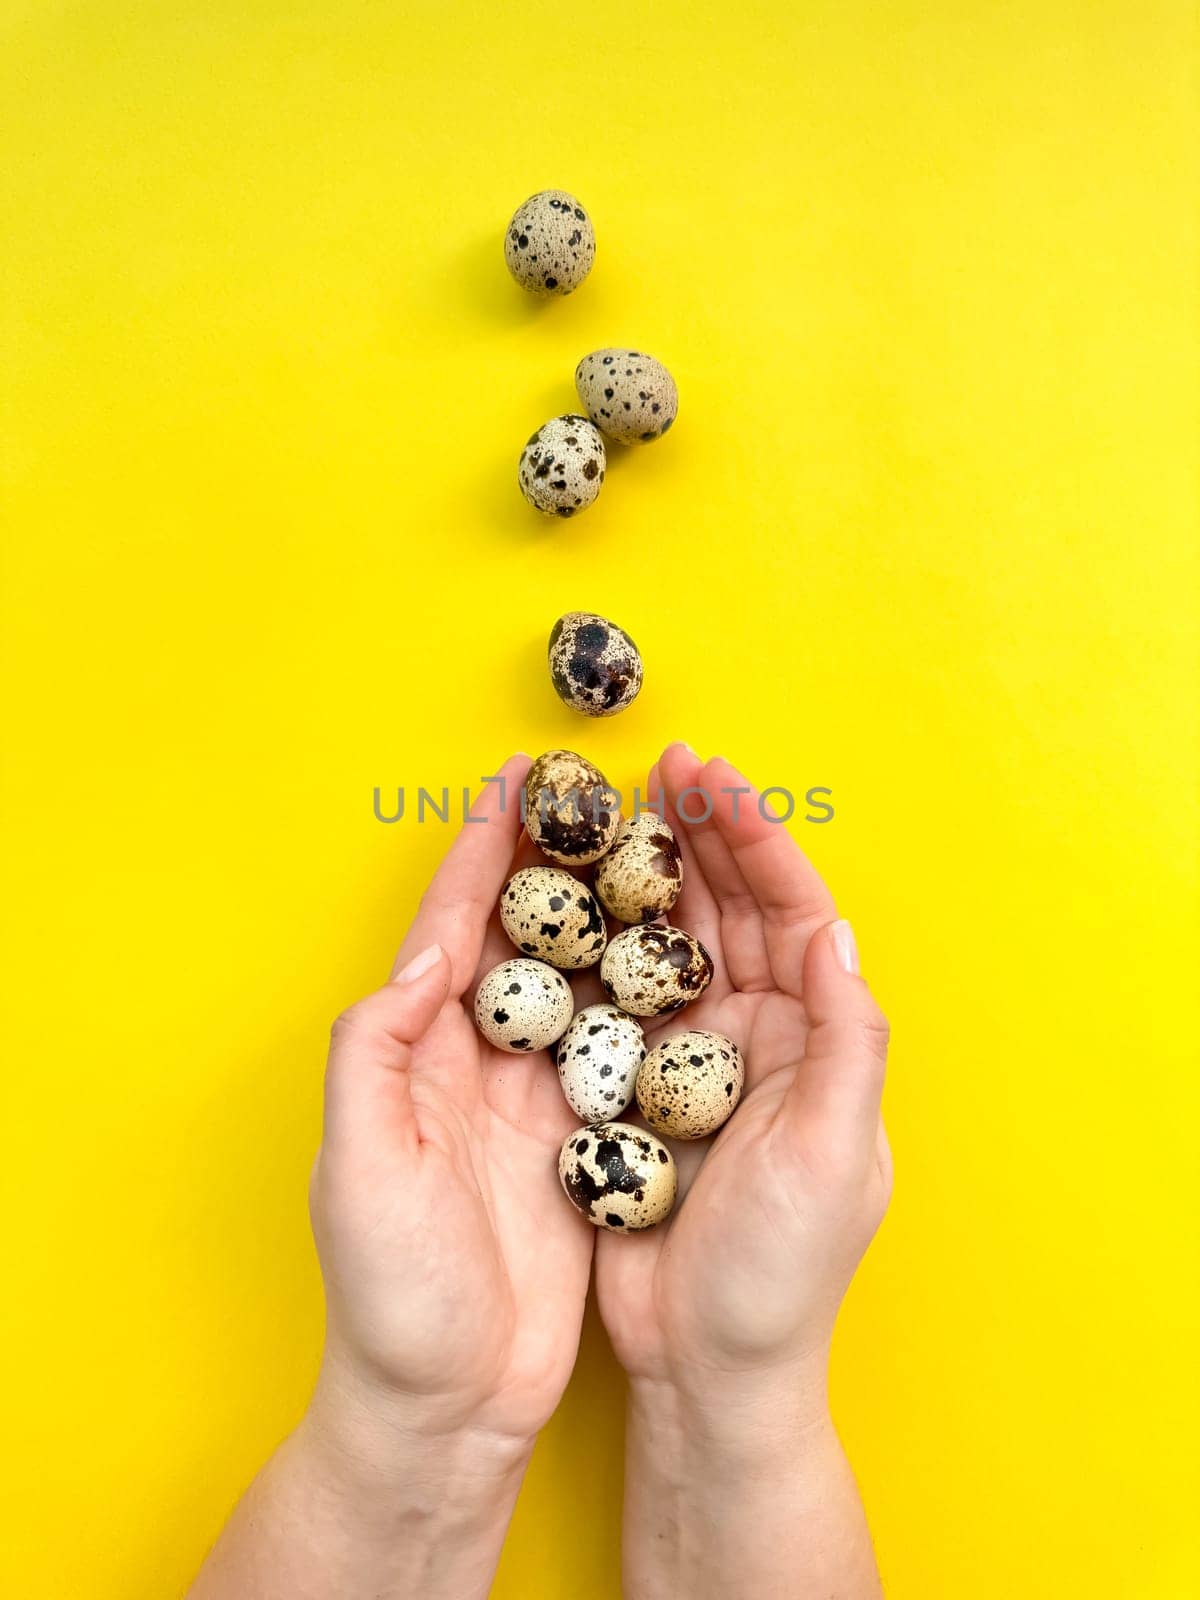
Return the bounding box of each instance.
[504,189,595,295]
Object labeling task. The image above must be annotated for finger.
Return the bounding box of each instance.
[703,756,837,997]
[391,753,532,994]
[778,920,889,1156]
[660,746,772,993]
[325,944,452,1159]
[646,748,724,966]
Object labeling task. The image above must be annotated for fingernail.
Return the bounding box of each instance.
[394,943,443,984]
[667,740,697,757]
[831,920,859,975]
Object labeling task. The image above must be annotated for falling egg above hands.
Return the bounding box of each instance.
[548,610,643,718]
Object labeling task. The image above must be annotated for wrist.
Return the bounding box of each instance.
[628,1351,833,1461]
[623,1363,880,1600]
[308,1340,537,1474]
[298,1351,535,1535]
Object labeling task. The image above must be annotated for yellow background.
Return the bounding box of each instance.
[2,2,1197,1595]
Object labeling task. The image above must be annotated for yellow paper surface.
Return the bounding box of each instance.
[2,3,1196,1595]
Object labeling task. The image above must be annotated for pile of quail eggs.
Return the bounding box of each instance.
[481,196,728,1233]
[472,740,745,1234]
[504,189,678,520]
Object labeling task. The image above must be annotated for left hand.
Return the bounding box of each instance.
[593,744,892,1409]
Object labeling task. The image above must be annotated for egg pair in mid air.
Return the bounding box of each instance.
[518,349,678,519]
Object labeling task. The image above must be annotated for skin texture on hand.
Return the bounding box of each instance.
[596,745,891,1384]
[311,751,594,1445]
[598,745,891,1599]
[189,753,596,1600]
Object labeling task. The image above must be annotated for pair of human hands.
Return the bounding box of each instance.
[308,742,891,1469]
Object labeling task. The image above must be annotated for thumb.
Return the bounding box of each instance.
[779,920,889,1153]
[322,943,452,1158]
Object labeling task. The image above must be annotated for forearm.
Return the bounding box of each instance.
[188,1369,532,1600]
[623,1369,882,1600]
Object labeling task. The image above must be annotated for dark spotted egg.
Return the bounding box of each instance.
[557,1120,677,1231]
[525,749,620,865]
[504,189,595,296]
[473,958,573,1053]
[548,610,643,718]
[635,1029,744,1140]
[500,866,606,970]
[600,925,714,1017]
[556,1004,645,1122]
[594,812,683,924]
[518,416,606,518]
[575,348,678,445]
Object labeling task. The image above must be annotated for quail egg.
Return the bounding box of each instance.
[594,811,683,924]
[525,749,620,865]
[600,925,714,1016]
[504,189,596,296]
[518,416,607,518]
[635,1029,744,1140]
[548,610,643,718]
[499,866,606,970]
[556,1004,645,1122]
[575,348,678,445]
[558,1121,677,1231]
[473,958,573,1053]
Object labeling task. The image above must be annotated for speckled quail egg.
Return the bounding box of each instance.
[504,190,596,296]
[600,925,714,1017]
[594,812,683,924]
[636,1029,744,1140]
[473,958,573,1053]
[525,749,620,865]
[499,866,606,970]
[575,348,678,445]
[548,610,643,718]
[518,416,607,518]
[558,1121,677,1231]
[556,1004,645,1122]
